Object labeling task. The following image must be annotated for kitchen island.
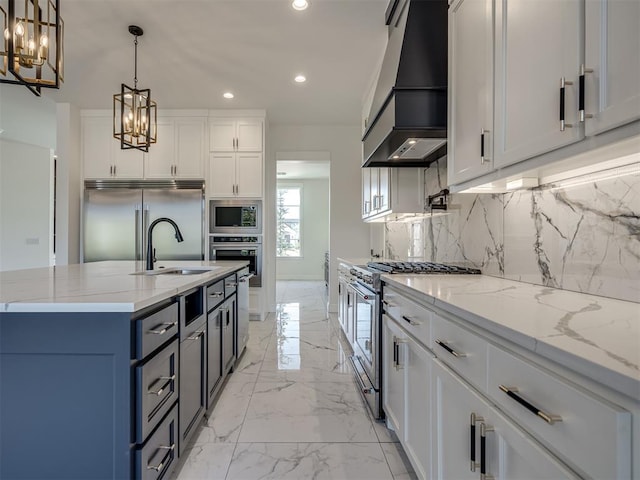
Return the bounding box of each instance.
[0,260,249,480]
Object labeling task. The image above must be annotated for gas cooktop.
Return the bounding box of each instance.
[366,261,481,275]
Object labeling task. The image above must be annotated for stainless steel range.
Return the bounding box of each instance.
[343,261,480,420]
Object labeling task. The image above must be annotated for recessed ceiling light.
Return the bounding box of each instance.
[392,155,400,159]
[223,92,234,99]
[408,139,417,145]
[292,0,308,11]
[294,75,306,83]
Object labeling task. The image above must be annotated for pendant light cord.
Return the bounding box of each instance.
[133,35,138,89]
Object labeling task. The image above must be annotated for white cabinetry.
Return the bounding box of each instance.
[209,119,262,152]
[584,0,640,136]
[362,168,423,221]
[144,117,206,179]
[82,116,144,179]
[208,117,263,198]
[448,0,494,184]
[208,152,262,198]
[382,316,406,438]
[432,360,578,480]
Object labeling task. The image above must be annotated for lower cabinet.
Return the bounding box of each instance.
[222,296,237,373]
[136,404,178,480]
[207,302,224,408]
[432,359,578,480]
[178,319,207,456]
[382,314,432,480]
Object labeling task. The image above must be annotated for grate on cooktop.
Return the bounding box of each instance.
[367,261,481,275]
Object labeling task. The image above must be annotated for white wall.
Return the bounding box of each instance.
[55,103,82,265]
[0,140,53,271]
[0,85,57,149]
[276,178,329,280]
[266,125,371,313]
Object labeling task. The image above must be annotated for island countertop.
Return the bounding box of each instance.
[0,260,249,313]
[382,274,640,400]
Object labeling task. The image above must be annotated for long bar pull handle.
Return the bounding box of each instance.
[187,330,205,341]
[470,413,483,472]
[208,292,223,299]
[148,375,176,396]
[148,322,178,335]
[480,423,495,480]
[394,338,407,370]
[579,64,594,122]
[392,338,398,368]
[402,315,421,326]
[147,443,175,472]
[436,339,466,358]
[480,128,490,164]
[560,77,574,131]
[499,385,562,424]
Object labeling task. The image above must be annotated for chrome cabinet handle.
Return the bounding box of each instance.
[499,385,562,424]
[148,322,177,335]
[560,77,574,131]
[579,64,594,122]
[480,422,495,480]
[239,273,255,283]
[208,292,223,298]
[227,282,238,287]
[187,330,205,340]
[364,200,371,214]
[402,315,421,326]
[147,443,175,472]
[393,337,408,370]
[480,128,490,164]
[436,339,466,358]
[148,375,176,396]
[470,413,484,472]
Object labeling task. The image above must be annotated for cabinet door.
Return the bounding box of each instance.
[448,0,494,185]
[222,298,236,373]
[209,119,236,152]
[209,153,236,197]
[584,0,640,136]
[377,168,390,212]
[179,329,207,455]
[370,168,380,212]
[382,316,405,437]
[362,169,372,217]
[236,120,263,152]
[432,360,578,480]
[236,153,263,197]
[207,307,222,407]
[82,117,115,179]
[112,145,145,178]
[144,119,175,178]
[175,118,205,178]
[404,338,432,480]
[494,0,583,168]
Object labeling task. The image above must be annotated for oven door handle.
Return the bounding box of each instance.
[348,355,376,395]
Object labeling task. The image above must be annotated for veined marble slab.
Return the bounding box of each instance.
[0,260,248,313]
[382,274,640,400]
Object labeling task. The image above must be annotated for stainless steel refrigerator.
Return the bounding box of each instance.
[83,180,205,263]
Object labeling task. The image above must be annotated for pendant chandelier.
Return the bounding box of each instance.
[113,25,156,152]
[0,0,64,96]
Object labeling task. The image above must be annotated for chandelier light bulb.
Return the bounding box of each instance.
[14,22,24,37]
[3,28,10,41]
[292,0,308,11]
[40,34,48,47]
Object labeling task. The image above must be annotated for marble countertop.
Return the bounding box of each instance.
[0,260,249,313]
[382,274,640,400]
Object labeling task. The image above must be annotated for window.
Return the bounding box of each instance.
[277,186,301,257]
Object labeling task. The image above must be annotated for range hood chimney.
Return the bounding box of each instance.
[362,0,448,168]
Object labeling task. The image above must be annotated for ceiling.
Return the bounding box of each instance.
[277,160,330,179]
[44,0,388,126]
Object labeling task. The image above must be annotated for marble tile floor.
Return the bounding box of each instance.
[171,280,417,480]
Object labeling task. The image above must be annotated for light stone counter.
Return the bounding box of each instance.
[0,260,249,313]
[382,274,640,400]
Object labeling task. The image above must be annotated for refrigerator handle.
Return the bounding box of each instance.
[135,205,141,261]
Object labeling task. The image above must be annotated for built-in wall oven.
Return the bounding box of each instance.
[209,200,262,235]
[210,236,262,287]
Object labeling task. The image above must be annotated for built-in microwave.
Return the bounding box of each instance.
[209,200,262,234]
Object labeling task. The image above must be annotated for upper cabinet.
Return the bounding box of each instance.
[362,167,423,221]
[493,0,584,169]
[448,0,640,188]
[82,116,144,179]
[210,119,263,152]
[584,0,640,136]
[144,117,206,179]
[448,0,495,184]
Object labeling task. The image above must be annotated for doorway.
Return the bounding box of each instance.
[275,153,330,282]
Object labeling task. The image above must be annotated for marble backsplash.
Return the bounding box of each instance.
[384,159,640,303]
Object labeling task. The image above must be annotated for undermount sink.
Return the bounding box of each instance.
[131,267,215,276]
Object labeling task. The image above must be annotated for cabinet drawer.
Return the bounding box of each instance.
[136,404,178,480]
[136,302,179,360]
[224,273,237,297]
[487,345,631,479]
[206,279,225,310]
[136,339,179,443]
[383,287,431,347]
[431,313,487,394]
